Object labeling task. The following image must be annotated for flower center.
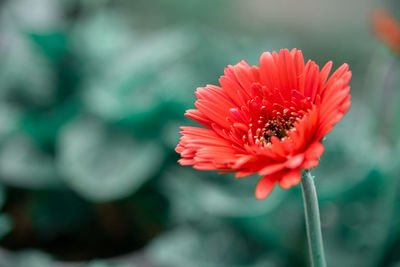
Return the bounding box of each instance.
[233,87,313,147]
[252,116,296,145]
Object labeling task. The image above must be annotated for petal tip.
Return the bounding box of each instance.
[255,176,276,200]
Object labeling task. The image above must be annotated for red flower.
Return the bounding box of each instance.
[176,49,351,199]
[371,8,400,55]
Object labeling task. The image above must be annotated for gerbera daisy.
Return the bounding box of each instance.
[176,49,351,199]
[371,8,400,55]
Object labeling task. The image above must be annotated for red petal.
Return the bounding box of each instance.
[305,142,325,160]
[302,159,319,169]
[235,170,255,178]
[259,162,286,176]
[279,169,301,189]
[255,176,276,200]
[285,153,305,169]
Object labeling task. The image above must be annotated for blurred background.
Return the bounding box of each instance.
[0,0,399,266]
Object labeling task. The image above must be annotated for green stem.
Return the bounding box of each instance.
[300,170,327,267]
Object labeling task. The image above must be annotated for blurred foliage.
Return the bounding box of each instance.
[0,0,399,266]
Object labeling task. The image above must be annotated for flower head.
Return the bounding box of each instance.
[176,49,351,199]
[371,8,400,55]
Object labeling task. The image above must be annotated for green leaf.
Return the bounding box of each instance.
[57,116,165,202]
[85,260,133,267]
[0,250,54,267]
[146,223,285,267]
[0,24,57,106]
[161,167,286,219]
[29,32,67,61]
[0,135,60,189]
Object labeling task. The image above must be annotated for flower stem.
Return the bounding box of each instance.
[300,170,326,267]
